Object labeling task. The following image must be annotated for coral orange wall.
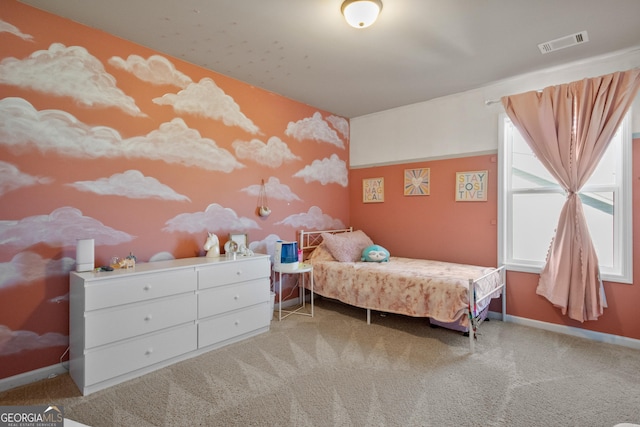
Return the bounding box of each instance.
[0,1,349,379]
[349,154,498,267]
[350,140,640,341]
[349,154,501,314]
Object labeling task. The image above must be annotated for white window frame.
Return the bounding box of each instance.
[498,112,632,284]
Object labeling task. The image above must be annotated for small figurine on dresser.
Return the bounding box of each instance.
[118,257,135,269]
[204,232,220,257]
[109,252,136,269]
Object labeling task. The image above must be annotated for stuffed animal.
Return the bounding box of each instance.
[204,232,220,258]
[361,245,390,262]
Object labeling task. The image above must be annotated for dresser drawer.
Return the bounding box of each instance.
[198,257,269,289]
[85,270,197,310]
[198,279,269,319]
[198,303,270,348]
[85,293,197,348]
[84,323,197,386]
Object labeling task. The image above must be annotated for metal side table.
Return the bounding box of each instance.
[274,263,314,320]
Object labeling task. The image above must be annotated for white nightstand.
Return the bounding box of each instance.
[274,263,314,320]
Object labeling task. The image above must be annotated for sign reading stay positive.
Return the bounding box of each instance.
[456,171,488,201]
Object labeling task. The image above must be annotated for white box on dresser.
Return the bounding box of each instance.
[69,255,271,395]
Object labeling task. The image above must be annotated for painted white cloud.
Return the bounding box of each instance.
[0,97,122,157]
[0,43,143,116]
[0,19,33,41]
[124,118,245,173]
[68,169,191,201]
[241,177,301,202]
[0,98,244,173]
[0,252,75,289]
[293,154,348,187]
[285,112,344,148]
[149,252,176,262]
[326,115,349,140]
[108,54,192,88]
[0,206,134,249]
[163,203,260,234]
[153,77,260,134]
[232,136,300,168]
[276,206,345,230]
[249,233,282,261]
[0,160,53,196]
[127,118,244,172]
[0,325,68,356]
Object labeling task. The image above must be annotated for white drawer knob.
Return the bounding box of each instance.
[143,285,152,291]
[145,348,153,355]
[234,320,239,326]
[234,295,239,300]
[145,314,153,321]
[236,270,242,275]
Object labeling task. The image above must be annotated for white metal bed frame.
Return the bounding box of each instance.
[299,228,506,352]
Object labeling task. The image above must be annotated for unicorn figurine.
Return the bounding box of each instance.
[204,232,220,258]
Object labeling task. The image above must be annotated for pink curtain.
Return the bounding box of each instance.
[501,69,640,322]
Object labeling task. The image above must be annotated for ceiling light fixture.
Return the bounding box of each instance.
[341,0,383,29]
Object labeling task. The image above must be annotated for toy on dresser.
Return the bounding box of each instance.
[109,253,136,269]
[204,232,220,258]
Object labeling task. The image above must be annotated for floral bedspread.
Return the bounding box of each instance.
[308,257,502,326]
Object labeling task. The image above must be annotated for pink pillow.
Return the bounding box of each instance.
[308,243,336,262]
[321,230,374,262]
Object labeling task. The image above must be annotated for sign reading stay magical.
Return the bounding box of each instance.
[362,177,384,203]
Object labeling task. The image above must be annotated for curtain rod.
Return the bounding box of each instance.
[486,89,546,106]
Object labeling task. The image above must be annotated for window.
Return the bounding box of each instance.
[498,112,632,283]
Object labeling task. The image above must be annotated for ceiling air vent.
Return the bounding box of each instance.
[538,31,589,54]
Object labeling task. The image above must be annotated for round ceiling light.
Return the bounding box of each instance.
[341,0,383,29]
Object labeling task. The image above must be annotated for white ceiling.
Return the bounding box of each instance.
[19,0,640,118]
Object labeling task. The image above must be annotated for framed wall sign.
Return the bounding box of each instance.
[362,177,384,203]
[404,168,430,196]
[456,170,488,201]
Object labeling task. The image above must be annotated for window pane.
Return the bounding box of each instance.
[510,123,559,190]
[580,191,614,268]
[511,192,564,262]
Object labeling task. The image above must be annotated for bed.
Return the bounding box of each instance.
[299,228,506,352]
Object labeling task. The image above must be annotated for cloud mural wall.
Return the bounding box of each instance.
[0,2,349,380]
[0,43,145,116]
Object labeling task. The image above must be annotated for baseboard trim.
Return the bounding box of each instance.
[0,362,68,392]
[487,311,503,321]
[494,312,640,350]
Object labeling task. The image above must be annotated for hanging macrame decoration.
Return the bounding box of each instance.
[257,179,271,217]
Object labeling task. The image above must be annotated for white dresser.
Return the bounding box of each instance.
[69,255,271,395]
